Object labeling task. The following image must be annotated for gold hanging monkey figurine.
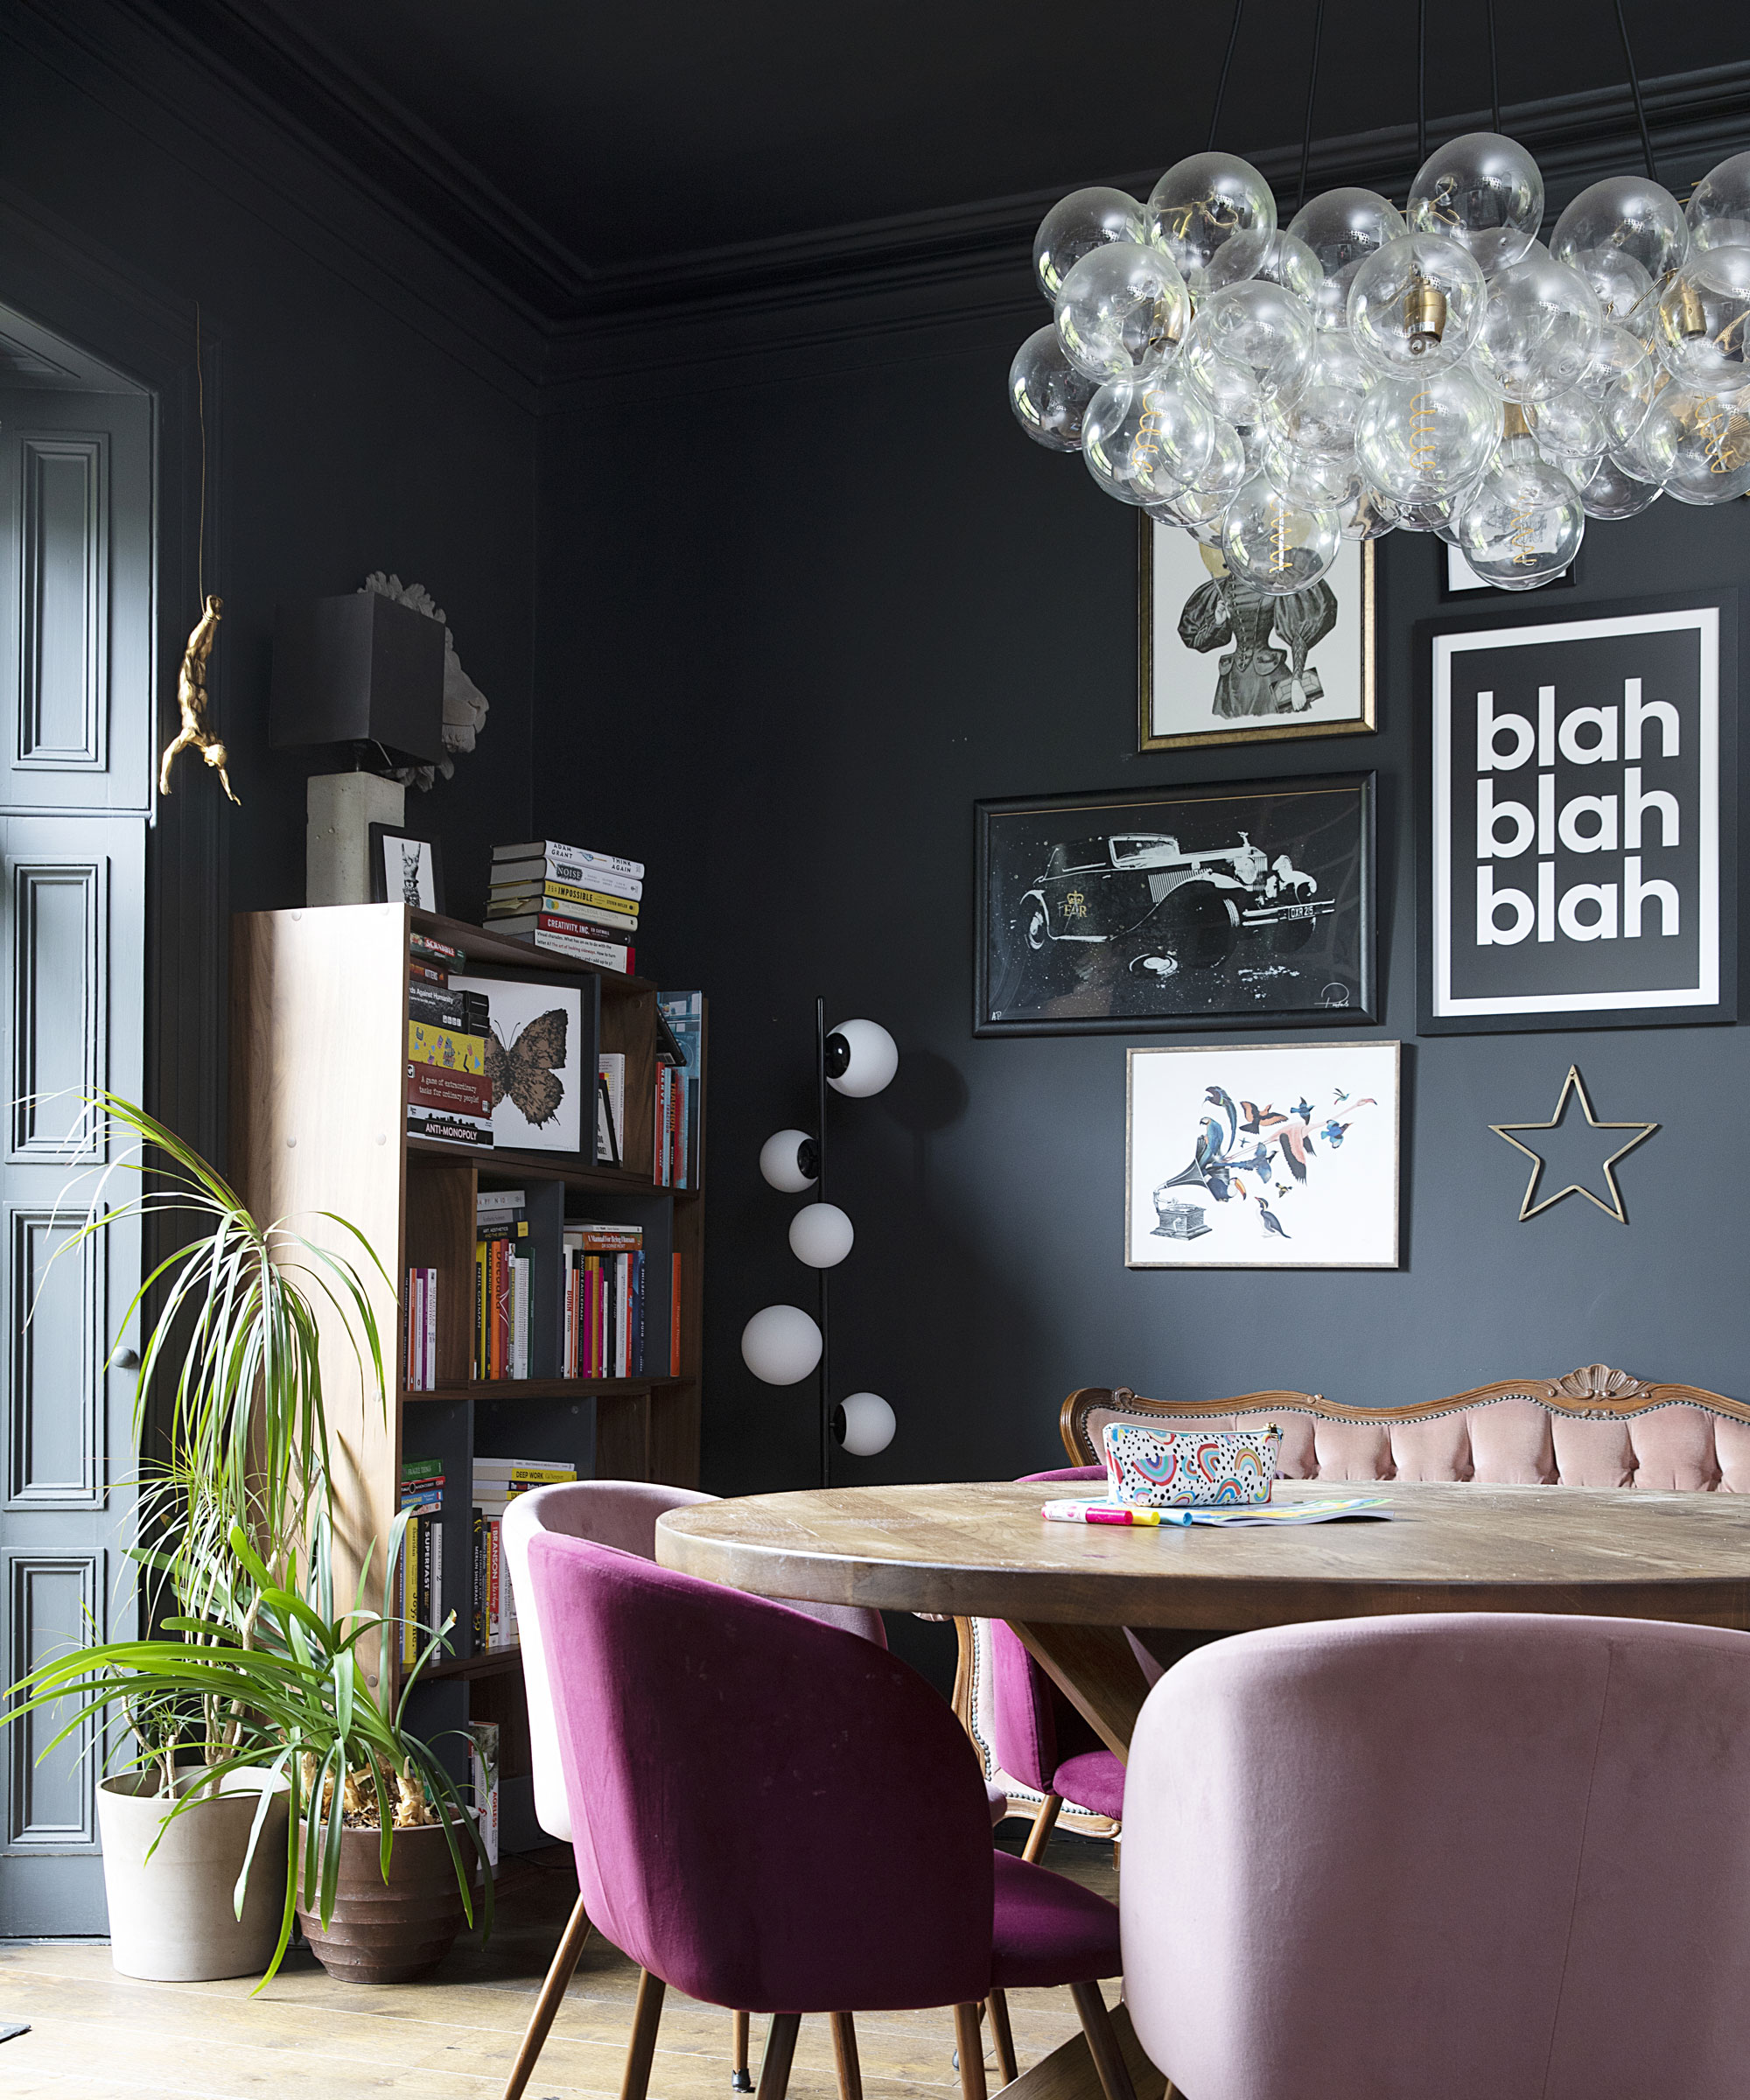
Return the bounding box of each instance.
[158,593,239,804]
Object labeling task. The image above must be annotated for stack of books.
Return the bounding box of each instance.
[657,991,704,1190]
[395,1458,446,1666]
[472,1456,578,1651]
[403,1267,438,1390]
[563,1222,645,1377]
[408,928,495,1149]
[474,1189,530,1380]
[486,839,641,976]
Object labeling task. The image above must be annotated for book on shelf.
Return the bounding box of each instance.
[403,1268,438,1390]
[471,1456,578,1654]
[409,982,490,1034]
[487,881,638,933]
[480,912,634,975]
[409,1108,494,1148]
[562,1224,645,1378]
[597,1053,626,1166]
[410,961,449,986]
[410,931,464,966]
[493,839,643,881]
[394,1466,446,1668]
[473,1193,529,1380]
[492,856,642,903]
[659,991,704,1191]
[407,981,495,1147]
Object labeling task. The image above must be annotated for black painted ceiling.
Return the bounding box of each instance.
[161,0,1750,313]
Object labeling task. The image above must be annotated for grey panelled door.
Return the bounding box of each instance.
[0,378,150,1936]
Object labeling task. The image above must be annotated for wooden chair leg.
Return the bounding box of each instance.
[757,2012,802,2100]
[985,1988,1018,2087]
[954,2004,989,2100]
[1021,1793,1062,1865]
[620,1969,668,2100]
[500,1893,592,2100]
[731,2009,753,2091]
[830,2012,864,2100]
[1069,1983,1137,2100]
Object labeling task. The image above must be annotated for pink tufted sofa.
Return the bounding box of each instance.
[958,1365,1750,1834]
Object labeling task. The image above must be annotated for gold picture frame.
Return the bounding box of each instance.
[1138,514,1377,752]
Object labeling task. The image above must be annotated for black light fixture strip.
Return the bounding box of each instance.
[1610,0,1659,181]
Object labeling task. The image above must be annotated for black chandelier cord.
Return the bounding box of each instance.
[1296,0,1326,214]
[1611,0,1658,181]
[1417,0,1428,169]
[1208,0,1244,151]
[1486,0,1502,135]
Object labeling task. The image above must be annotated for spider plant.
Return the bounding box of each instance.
[9,1512,490,1982]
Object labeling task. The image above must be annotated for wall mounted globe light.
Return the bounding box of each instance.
[748,1000,899,1480]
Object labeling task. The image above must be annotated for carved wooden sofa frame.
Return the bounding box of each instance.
[959,1365,1750,1838]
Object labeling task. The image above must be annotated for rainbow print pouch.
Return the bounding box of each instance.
[1102,1421,1281,1508]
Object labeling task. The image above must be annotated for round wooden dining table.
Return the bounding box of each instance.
[656,1475,1750,1760]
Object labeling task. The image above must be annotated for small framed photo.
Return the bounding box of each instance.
[449,975,584,1154]
[369,823,445,914]
[1126,1039,1401,1270]
[976,773,1376,1036]
[1420,591,1738,1035]
[1138,515,1376,751]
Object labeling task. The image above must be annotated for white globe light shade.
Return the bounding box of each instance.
[788,1201,854,1269]
[740,1305,822,1386]
[759,1129,816,1193]
[836,1392,896,1458]
[825,1018,899,1097]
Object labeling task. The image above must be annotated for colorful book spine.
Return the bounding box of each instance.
[491,858,642,902]
[403,1269,438,1390]
[487,880,638,929]
[491,840,644,880]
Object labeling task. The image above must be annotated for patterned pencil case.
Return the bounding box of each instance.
[1102,1422,1282,1508]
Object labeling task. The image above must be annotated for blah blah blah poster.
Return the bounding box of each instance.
[1420,594,1738,1034]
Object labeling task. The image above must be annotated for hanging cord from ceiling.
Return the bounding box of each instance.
[1610,0,1658,180]
[1486,0,1502,134]
[1417,0,1428,168]
[1296,0,1326,214]
[1208,0,1244,152]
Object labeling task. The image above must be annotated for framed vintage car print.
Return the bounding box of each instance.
[1420,592,1737,1035]
[976,773,1376,1037]
[1126,1038,1401,1269]
[1138,514,1376,752]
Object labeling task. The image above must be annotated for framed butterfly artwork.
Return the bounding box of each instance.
[449,975,584,1154]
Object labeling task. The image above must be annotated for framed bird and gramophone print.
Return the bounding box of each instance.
[975,773,1376,1037]
[1125,1040,1401,1270]
[1138,516,1376,752]
[1419,592,1738,1036]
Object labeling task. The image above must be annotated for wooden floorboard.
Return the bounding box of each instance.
[0,1832,1124,2100]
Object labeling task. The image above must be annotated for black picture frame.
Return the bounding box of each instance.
[975,774,1377,1038]
[368,822,447,914]
[1418,590,1738,1036]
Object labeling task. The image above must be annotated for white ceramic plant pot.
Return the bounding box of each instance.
[95,1768,290,1981]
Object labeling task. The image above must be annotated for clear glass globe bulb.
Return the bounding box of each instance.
[1180,340,1262,425]
[1654,248,1750,395]
[1581,321,1654,399]
[1687,150,1750,255]
[1264,332,1374,456]
[1186,280,1314,389]
[1577,455,1661,520]
[1252,230,1325,303]
[1348,232,1488,374]
[1158,484,1231,542]
[1408,131,1544,270]
[1262,434,1355,507]
[1221,474,1340,593]
[1529,387,1605,470]
[1638,387,1750,502]
[1354,365,1502,503]
[1550,175,1688,318]
[1287,187,1408,292]
[1146,151,1277,295]
[1009,326,1100,452]
[1471,252,1602,402]
[1054,242,1191,382]
[1187,417,1247,496]
[1033,186,1148,303]
[1083,371,1212,505]
[1392,495,1460,536]
[1456,424,1585,585]
[1340,483,1400,538]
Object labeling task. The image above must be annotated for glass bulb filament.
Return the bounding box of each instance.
[1158,192,1244,243]
[1270,492,1291,574]
[1404,276,1448,353]
[1689,396,1750,476]
[1409,388,1439,474]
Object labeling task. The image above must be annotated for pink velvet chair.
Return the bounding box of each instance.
[1120,1612,1750,2099]
[522,1529,1135,2100]
[500,1480,891,2100]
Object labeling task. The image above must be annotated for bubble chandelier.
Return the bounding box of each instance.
[1009,0,1750,592]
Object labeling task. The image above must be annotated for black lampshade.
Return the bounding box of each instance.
[270,593,445,762]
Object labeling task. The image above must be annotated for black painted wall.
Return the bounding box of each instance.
[537,317,1750,1530]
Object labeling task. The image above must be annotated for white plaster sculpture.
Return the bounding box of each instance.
[360,571,490,788]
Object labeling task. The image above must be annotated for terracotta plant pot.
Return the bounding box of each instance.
[96,1768,290,1982]
[296,1819,478,1984]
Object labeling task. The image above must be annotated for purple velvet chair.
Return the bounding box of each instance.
[1120,1611,1750,2100]
[985,1467,1126,1859]
[521,1528,1135,2100]
[500,1480,890,2100]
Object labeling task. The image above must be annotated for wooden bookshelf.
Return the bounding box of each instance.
[229,901,706,1841]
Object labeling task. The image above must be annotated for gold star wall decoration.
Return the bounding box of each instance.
[1489,1066,1658,1224]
